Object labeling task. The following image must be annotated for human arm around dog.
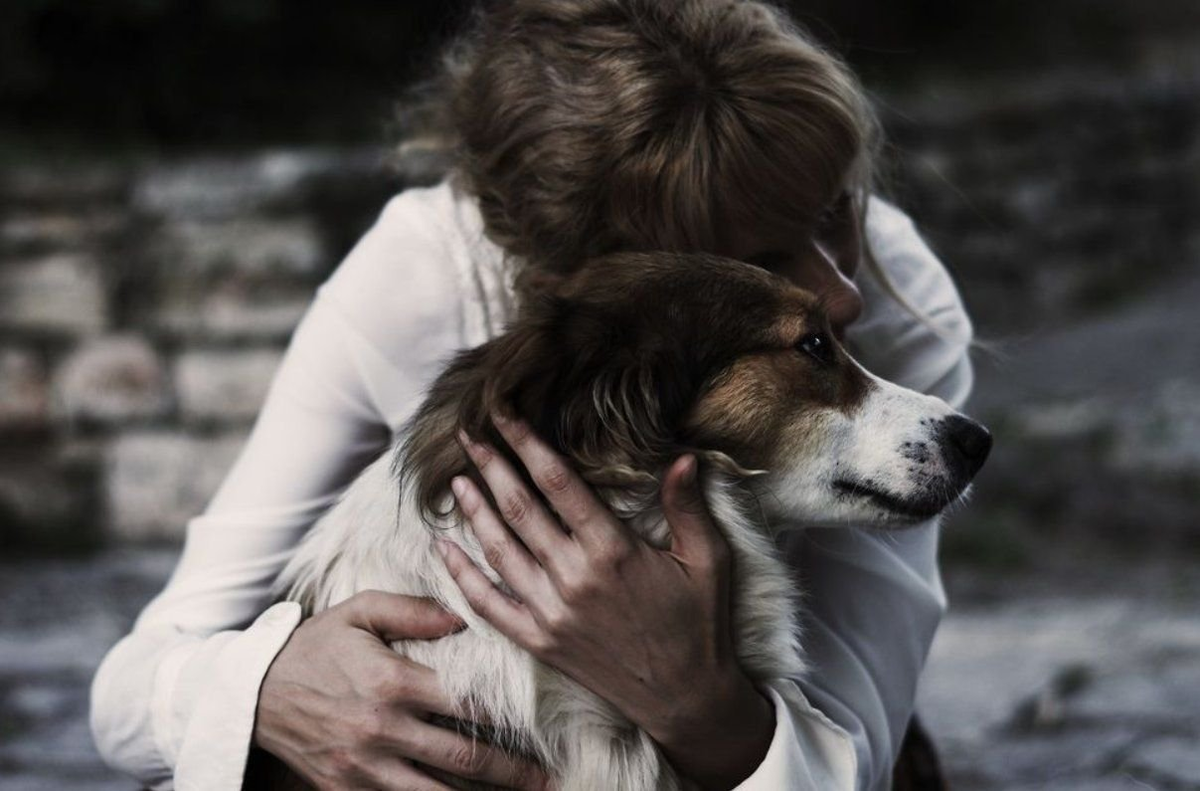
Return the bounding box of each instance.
[440,426,779,790]
[88,292,397,789]
[89,186,554,790]
[253,590,551,789]
[89,182,969,790]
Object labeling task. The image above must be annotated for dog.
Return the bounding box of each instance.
[273,250,991,789]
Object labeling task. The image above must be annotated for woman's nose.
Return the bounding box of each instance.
[798,242,864,337]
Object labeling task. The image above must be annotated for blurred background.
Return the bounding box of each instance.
[1,1,1198,788]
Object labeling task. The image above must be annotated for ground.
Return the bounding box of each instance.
[926,566,1200,790]
[3,550,1199,790]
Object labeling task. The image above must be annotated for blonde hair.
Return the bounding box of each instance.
[398,0,886,297]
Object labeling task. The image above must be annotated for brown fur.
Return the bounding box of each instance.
[396,250,862,529]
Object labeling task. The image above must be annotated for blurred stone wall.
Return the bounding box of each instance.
[1,58,1198,554]
[0,148,448,550]
[882,64,1200,565]
[885,68,1200,332]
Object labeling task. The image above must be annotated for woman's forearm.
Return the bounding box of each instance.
[650,672,775,790]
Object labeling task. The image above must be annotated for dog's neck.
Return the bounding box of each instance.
[589,480,672,550]
[582,464,775,560]
[396,391,770,554]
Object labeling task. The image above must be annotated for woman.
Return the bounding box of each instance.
[91,1,972,788]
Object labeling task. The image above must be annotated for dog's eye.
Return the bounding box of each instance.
[798,332,835,365]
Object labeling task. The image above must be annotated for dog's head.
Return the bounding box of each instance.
[401,251,990,528]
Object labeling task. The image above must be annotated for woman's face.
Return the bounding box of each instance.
[719,190,864,340]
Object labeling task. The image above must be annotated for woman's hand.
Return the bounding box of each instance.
[437,412,775,789]
[254,590,552,790]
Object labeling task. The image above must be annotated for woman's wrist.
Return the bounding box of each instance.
[650,672,775,790]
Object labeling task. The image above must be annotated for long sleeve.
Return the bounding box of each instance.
[733,195,973,791]
[89,189,465,789]
[90,180,972,790]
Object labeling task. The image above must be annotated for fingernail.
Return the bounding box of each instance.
[490,408,509,426]
[450,476,467,499]
[434,540,449,559]
[457,428,477,455]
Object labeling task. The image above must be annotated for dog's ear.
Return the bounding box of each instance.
[486,295,696,477]
[396,305,576,526]
[395,343,493,526]
[398,288,697,526]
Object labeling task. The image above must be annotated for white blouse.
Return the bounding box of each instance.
[90,175,973,791]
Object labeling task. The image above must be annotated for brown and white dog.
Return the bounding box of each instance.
[274,251,991,790]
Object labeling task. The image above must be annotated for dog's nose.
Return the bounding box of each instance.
[940,415,992,479]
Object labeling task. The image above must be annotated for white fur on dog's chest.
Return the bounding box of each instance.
[276,453,807,790]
